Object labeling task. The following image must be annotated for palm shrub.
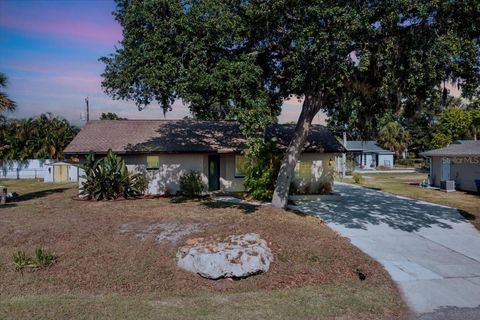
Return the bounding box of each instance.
[12,251,34,272]
[34,248,57,268]
[12,248,57,272]
[80,150,148,200]
[179,170,204,197]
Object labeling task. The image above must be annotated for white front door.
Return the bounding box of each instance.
[441,158,450,181]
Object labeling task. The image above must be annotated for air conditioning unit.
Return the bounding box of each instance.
[440,180,455,192]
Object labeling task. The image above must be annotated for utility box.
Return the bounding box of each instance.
[440,180,455,192]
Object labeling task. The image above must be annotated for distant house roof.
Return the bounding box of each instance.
[345,140,394,154]
[63,120,346,155]
[420,141,480,157]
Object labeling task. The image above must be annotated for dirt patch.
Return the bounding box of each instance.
[119,222,205,244]
[0,182,407,319]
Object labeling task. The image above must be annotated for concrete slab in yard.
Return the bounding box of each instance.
[290,182,480,317]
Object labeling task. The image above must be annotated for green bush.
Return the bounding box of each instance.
[243,139,282,200]
[289,181,298,194]
[179,170,204,197]
[317,180,333,194]
[317,166,334,194]
[352,172,363,184]
[396,159,415,166]
[12,248,57,272]
[80,150,148,200]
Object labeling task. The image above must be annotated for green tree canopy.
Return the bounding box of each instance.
[0,113,78,160]
[101,0,480,208]
[430,107,475,148]
[378,121,410,157]
[100,112,127,120]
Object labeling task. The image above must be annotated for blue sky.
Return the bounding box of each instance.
[0,0,323,126]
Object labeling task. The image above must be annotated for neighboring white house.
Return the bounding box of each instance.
[63,120,346,195]
[420,140,480,192]
[346,140,395,168]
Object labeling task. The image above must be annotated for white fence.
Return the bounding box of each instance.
[0,159,52,180]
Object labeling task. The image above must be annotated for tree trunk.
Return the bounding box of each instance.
[271,93,323,209]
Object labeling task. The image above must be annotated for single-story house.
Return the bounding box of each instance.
[63,120,346,195]
[420,140,480,192]
[346,140,395,168]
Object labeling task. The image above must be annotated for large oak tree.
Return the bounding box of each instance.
[101,0,480,208]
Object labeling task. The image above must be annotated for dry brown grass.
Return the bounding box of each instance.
[0,180,406,319]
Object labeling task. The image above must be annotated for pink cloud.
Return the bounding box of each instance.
[0,9,121,44]
[279,96,327,124]
[4,63,57,74]
[50,74,102,94]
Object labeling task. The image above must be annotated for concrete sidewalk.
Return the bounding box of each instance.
[291,182,480,319]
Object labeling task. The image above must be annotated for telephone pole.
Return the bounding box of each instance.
[85,97,90,122]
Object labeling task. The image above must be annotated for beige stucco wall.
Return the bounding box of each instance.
[219,154,245,192]
[430,156,480,192]
[118,153,241,194]
[77,152,339,195]
[292,153,336,193]
[122,154,208,195]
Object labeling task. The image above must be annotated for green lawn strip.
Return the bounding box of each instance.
[0,283,401,320]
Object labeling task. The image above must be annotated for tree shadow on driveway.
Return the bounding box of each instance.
[291,184,467,232]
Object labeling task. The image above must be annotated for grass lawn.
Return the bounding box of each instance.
[343,173,480,230]
[0,179,406,319]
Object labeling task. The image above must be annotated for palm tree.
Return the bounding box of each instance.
[0,113,78,161]
[378,121,410,158]
[0,73,16,112]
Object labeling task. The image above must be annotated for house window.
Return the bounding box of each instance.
[146,155,160,170]
[295,160,312,179]
[235,155,247,177]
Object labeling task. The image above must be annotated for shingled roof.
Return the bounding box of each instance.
[420,141,480,157]
[346,140,395,154]
[63,120,345,155]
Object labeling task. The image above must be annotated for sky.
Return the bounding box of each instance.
[0,0,325,127]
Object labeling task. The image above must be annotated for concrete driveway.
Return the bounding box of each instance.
[291,182,480,319]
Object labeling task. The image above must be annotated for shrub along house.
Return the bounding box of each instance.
[420,140,480,192]
[63,120,345,195]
